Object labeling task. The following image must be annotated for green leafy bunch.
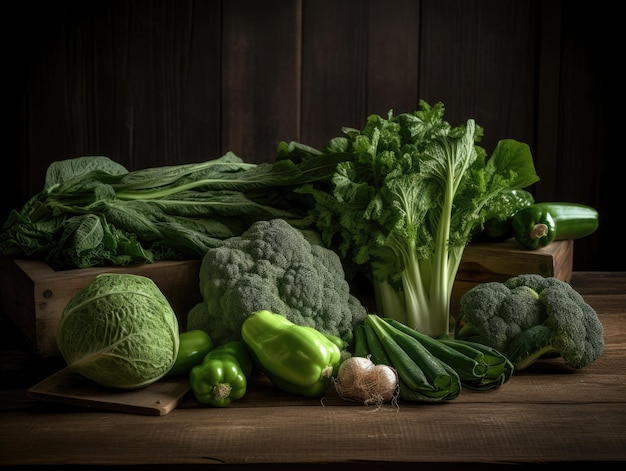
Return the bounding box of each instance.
[0,151,347,269]
[287,100,539,337]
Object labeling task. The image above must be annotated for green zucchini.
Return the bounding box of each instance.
[352,323,369,358]
[365,315,461,402]
[511,202,599,249]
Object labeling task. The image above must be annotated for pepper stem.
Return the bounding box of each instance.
[213,383,232,400]
[320,365,334,379]
[529,223,548,240]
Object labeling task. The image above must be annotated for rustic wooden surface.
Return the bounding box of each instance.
[0,271,624,469]
[26,367,190,416]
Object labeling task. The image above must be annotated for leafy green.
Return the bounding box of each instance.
[0,152,348,269]
[56,273,180,389]
[475,188,535,242]
[286,100,539,338]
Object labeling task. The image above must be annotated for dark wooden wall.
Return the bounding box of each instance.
[3,0,621,271]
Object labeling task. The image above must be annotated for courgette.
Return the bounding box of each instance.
[511,202,599,249]
[364,315,461,402]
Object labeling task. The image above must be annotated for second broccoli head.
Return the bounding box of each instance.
[454,273,604,371]
[187,218,367,347]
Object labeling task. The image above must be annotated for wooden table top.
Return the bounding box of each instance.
[1,271,625,469]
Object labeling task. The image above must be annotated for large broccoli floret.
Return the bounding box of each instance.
[187,218,367,346]
[454,273,604,371]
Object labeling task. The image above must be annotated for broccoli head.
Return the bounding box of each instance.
[187,218,367,346]
[454,273,604,371]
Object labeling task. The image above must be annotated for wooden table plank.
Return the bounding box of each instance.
[2,402,624,466]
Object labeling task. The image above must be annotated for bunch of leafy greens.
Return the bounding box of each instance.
[284,100,539,338]
[0,151,346,269]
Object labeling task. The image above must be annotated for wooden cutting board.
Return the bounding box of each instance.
[27,367,191,416]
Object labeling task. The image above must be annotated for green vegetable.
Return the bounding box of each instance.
[357,315,512,395]
[167,329,214,377]
[384,318,488,380]
[436,338,514,390]
[361,318,437,401]
[189,340,252,407]
[386,316,514,390]
[352,323,369,358]
[289,100,539,338]
[186,218,366,347]
[362,321,393,365]
[511,202,599,249]
[364,314,461,402]
[478,188,535,242]
[324,333,349,352]
[241,309,342,398]
[454,274,604,370]
[56,273,180,389]
[0,150,349,269]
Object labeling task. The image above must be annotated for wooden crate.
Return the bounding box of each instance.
[0,257,203,357]
[0,239,573,357]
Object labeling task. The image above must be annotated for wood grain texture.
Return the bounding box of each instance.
[537,2,620,272]
[366,0,420,117]
[300,0,369,147]
[418,0,537,153]
[27,367,191,416]
[222,0,301,162]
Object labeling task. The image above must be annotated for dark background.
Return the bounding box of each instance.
[3,0,621,271]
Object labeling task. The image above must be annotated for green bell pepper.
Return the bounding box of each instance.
[480,189,535,242]
[241,309,342,398]
[167,329,214,377]
[512,202,599,249]
[511,204,556,249]
[189,340,252,407]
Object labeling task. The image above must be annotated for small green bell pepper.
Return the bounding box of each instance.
[512,202,599,250]
[480,189,535,242]
[167,329,214,377]
[189,340,252,407]
[511,204,556,249]
[241,309,342,398]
